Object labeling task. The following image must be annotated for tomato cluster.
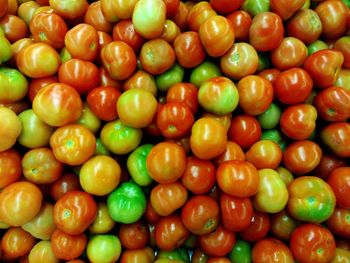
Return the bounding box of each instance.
[0,0,350,262]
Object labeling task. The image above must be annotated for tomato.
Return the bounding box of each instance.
[237,75,273,115]
[320,122,350,158]
[239,211,270,242]
[0,149,22,189]
[51,229,87,260]
[181,156,216,194]
[271,37,308,71]
[159,19,181,43]
[107,182,146,224]
[187,2,217,32]
[132,0,166,39]
[190,61,222,88]
[210,0,243,14]
[118,220,149,250]
[140,38,176,75]
[29,12,68,49]
[326,207,350,238]
[100,119,142,155]
[0,181,42,226]
[199,15,234,57]
[87,235,121,263]
[314,86,350,122]
[117,88,157,128]
[253,168,289,213]
[256,103,281,130]
[274,67,313,105]
[144,200,161,225]
[0,107,21,152]
[334,36,350,69]
[155,63,185,92]
[172,2,189,32]
[192,249,209,263]
[0,14,28,43]
[249,12,284,52]
[220,193,253,232]
[327,167,350,209]
[1,227,35,259]
[27,76,57,102]
[286,9,322,45]
[331,248,350,263]
[146,142,186,184]
[288,176,336,223]
[150,182,187,216]
[21,202,56,240]
[154,214,189,251]
[124,70,157,97]
[252,238,294,263]
[226,11,252,42]
[166,82,198,114]
[0,0,7,18]
[112,20,144,53]
[270,0,305,20]
[311,153,346,180]
[22,147,62,184]
[303,49,344,89]
[0,66,28,104]
[216,160,259,197]
[53,190,97,235]
[190,117,227,160]
[89,202,115,234]
[28,240,59,263]
[181,195,220,235]
[245,140,282,169]
[120,247,155,263]
[173,31,206,69]
[315,0,348,40]
[270,210,299,241]
[156,247,190,262]
[49,0,88,19]
[228,240,252,263]
[283,140,322,175]
[16,42,61,78]
[49,173,81,201]
[290,223,336,263]
[241,0,269,17]
[84,1,113,33]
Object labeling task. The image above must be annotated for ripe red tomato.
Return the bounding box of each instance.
[187,2,217,32]
[51,229,87,260]
[327,167,350,209]
[326,207,350,238]
[226,10,252,42]
[321,122,350,158]
[112,19,145,52]
[0,14,28,43]
[53,190,97,235]
[210,0,243,15]
[119,220,150,250]
[270,0,305,20]
[28,76,58,102]
[239,211,270,242]
[252,238,295,263]
[1,227,36,259]
[84,1,113,33]
[49,173,81,201]
[246,140,282,169]
[166,82,199,113]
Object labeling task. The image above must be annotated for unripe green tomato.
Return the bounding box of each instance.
[0,67,28,104]
[190,61,221,88]
[156,64,184,93]
[257,103,281,129]
[76,103,101,134]
[228,240,252,263]
[87,234,121,263]
[0,35,12,65]
[242,0,270,17]
[307,40,328,56]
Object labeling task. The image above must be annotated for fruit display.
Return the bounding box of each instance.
[0,0,350,262]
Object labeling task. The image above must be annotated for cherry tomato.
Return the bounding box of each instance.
[51,229,87,260]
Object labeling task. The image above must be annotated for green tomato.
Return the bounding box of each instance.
[0,35,12,65]
[107,182,146,224]
[18,109,55,148]
[156,63,184,92]
[261,129,287,152]
[87,235,121,263]
[94,137,111,156]
[228,240,252,263]
[242,0,270,17]
[0,67,28,103]
[100,119,143,155]
[307,40,328,56]
[257,52,271,72]
[257,103,281,129]
[342,0,350,8]
[76,103,101,134]
[59,47,72,63]
[127,144,154,186]
[157,247,190,263]
[190,61,221,88]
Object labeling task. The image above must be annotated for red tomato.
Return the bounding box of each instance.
[239,211,270,242]
[58,59,100,94]
[187,2,217,32]
[172,2,189,32]
[274,67,313,105]
[0,0,7,18]
[228,115,262,149]
[270,0,305,20]
[123,70,158,97]
[245,140,282,169]
[181,195,220,235]
[216,160,259,198]
[220,193,253,232]
[334,36,350,69]
[226,10,252,42]
[252,238,295,263]
[164,0,180,18]
[51,229,87,260]
[213,141,245,166]
[1,227,36,259]
[258,68,281,86]
[311,154,346,180]
[28,76,58,102]
[270,210,299,241]
[0,149,22,189]
[326,207,350,238]
[154,214,189,251]
[166,82,199,113]
[0,14,28,43]
[327,167,350,209]
[84,1,113,33]
[29,12,68,49]
[321,122,350,158]
[119,220,150,250]
[198,225,236,257]
[53,190,97,235]
[290,223,336,263]
[173,31,206,68]
[181,156,216,194]
[210,0,243,15]
[143,201,161,225]
[283,140,322,175]
[249,12,284,52]
[237,75,273,115]
[120,247,155,263]
[49,173,81,201]
[112,19,145,52]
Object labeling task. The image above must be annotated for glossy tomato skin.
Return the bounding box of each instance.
[49,173,81,201]
[226,10,252,42]
[1,227,36,259]
[270,210,299,241]
[49,0,88,20]
[29,12,68,49]
[28,76,57,102]
[51,229,87,260]
[166,82,199,114]
[239,211,270,242]
[270,0,305,20]
[327,167,350,209]
[0,149,22,189]
[249,12,284,52]
[290,223,336,263]
[327,207,350,238]
[53,190,97,235]
[89,202,115,234]
[28,240,59,263]
[187,2,217,32]
[321,122,350,158]
[334,36,350,69]
[252,238,294,263]
[112,19,145,52]
[0,14,28,43]
[0,181,43,226]
[245,140,282,170]
[84,1,113,33]
[0,107,22,152]
[220,193,253,232]
[274,67,313,104]
[118,220,150,250]
[313,86,350,122]
[210,0,243,15]
[120,247,155,263]
[181,195,220,235]
[288,176,336,223]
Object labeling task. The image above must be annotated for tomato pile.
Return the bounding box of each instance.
[0,0,350,262]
